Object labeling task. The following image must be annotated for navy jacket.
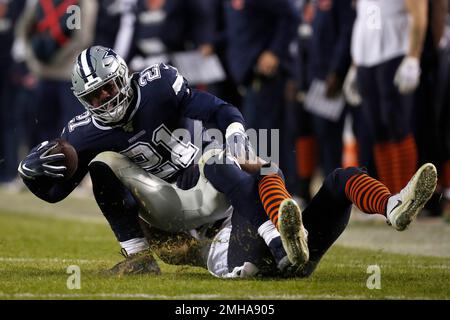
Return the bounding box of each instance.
[224,0,300,85]
[309,0,355,80]
[158,0,214,51]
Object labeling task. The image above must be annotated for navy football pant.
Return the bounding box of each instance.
[203,156,271,229]
[89,162,144,242]
[357,56,414,142]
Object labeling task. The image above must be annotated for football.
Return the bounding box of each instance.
[50,138,78,180]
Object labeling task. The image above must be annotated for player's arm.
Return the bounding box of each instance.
[20,162,87,203]
[161,64,258,164]
[394,0,428,94]
[405,0,428,59]
[18,134,88,203]
[160,64,243,132]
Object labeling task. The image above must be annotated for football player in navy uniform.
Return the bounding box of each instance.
[18,46,438,278]
[17,46,309,275]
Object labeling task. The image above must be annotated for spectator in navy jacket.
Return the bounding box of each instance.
[223,0,299,175]
[306,0,371,178]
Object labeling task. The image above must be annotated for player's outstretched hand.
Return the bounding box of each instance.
[18,141,66,180]
[226,130,257,165]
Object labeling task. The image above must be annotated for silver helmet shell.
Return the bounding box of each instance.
[71,46,133,124]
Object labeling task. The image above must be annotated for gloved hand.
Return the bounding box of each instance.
[18,140,66,180]
[343,65,362,107]
[394,56,421,94]
[225,122,257,164]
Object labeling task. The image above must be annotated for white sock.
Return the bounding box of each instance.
[257,220,280,246]
[120,237,149,255]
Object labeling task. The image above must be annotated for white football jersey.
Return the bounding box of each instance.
[351,0,411,67]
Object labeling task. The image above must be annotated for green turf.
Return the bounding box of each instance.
[0,210,448,300]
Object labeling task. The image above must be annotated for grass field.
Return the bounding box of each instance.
[0,189,449,300]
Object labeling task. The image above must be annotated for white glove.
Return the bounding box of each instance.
[394,56,421,94]
[225,122,257,164]
[343,65,362,107]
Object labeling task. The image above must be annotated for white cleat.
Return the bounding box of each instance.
[278,198,309,269]
[386,163,438,231]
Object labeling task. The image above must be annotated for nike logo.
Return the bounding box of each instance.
[390,200,403,213]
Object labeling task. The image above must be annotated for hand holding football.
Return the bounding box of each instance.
[50,138,78,180]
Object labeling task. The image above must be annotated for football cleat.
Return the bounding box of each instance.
[278,198,309,270]
[386,163,438,231]
[108,249,161,276]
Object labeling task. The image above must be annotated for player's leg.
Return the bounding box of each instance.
[261,163,437,278]
[357,64,397,190]
[299,163,437,277]
[240,161,309,267]
[297,166,394,276]
[207,212,279,278]
[88,160,161,275]
[203,151,308,270]
[377,56,418,193]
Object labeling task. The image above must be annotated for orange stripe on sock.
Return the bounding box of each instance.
[261,189,290,204]
[259,176,286,190]
[258,174,292,229]
[358,180,379,210]
[355,179,377,210]
[259,179,287,194]
[345,173,392,215]
[345,174,359,196]
[267,199,285,215]
[347,174,366,198]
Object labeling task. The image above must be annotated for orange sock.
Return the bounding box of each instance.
[397,134,418,190]
[345,173,392,216]
[258,174,292,228]
[374,142,395,192]
[295,136,317,179]
[443,160,450,189]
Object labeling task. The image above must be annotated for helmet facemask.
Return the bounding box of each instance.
[75,60,133,124]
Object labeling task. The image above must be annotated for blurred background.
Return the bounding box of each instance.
[0,0,448,221]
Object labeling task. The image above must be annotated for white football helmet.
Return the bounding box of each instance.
[71,46,133,124]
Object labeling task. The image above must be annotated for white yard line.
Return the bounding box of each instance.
[1,257,448,270]
[0,292,435,300]
[333,263,450,269]
[0,257,108,264]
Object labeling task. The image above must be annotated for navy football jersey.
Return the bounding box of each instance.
[25,63,244,203]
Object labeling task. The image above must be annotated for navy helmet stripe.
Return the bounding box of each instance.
[77,54,86,78]
[86,47,97,78]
